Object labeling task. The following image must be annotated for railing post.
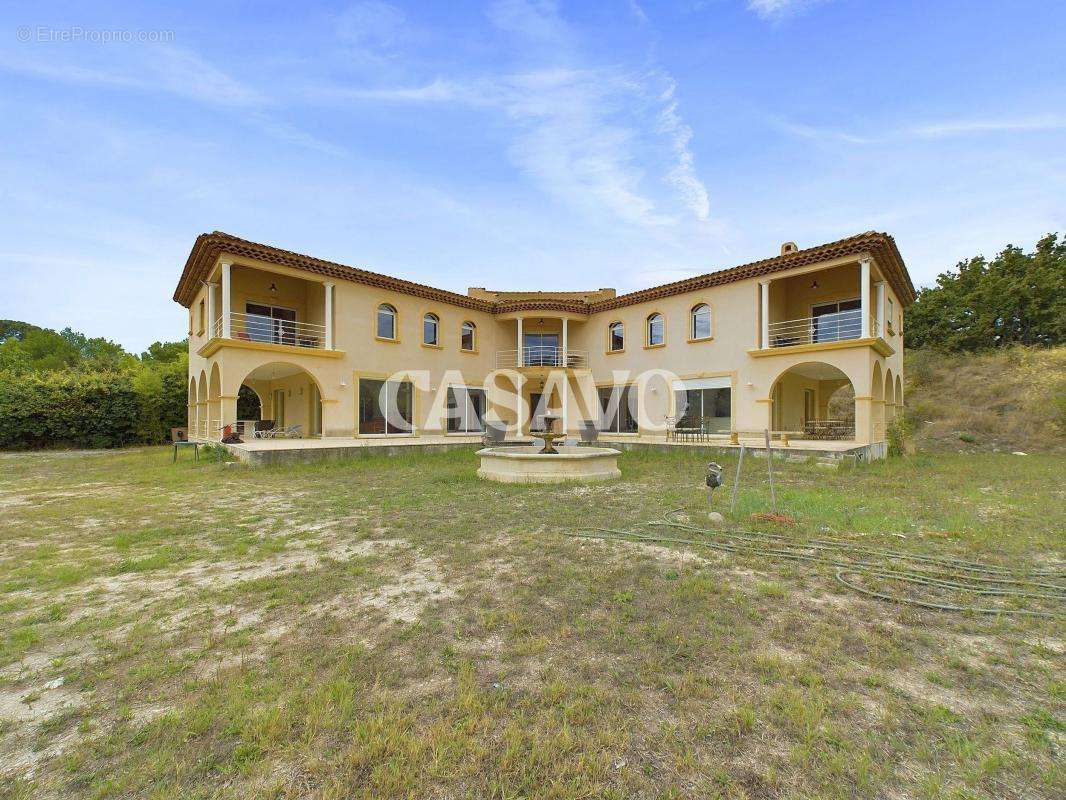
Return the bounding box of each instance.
[760,281,770,348]
[324,282,334,350]
[221,260,232,339]
[859,257,871,339]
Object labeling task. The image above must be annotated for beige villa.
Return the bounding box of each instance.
[174,231,913,458]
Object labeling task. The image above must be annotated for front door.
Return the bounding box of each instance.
[529,392,547,431]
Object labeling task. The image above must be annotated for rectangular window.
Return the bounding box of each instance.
[197,300,205,335]
[446,387,485,432]
[812,298,861,343]
[359,378,414,434]
[245,303,297,345]
[597,385,637,433]
[523,332,559,366]
[674,387,730,431]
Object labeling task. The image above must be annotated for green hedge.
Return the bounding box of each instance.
[0,366,187,450]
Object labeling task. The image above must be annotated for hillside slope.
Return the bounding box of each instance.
[904,345,1066,452]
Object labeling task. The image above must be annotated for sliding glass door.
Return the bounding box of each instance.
[359,378,414,434]
[597,385,637,433]
[246,303,297,345]
[446,387,485,432]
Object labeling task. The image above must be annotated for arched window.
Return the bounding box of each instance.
[646,313,664,347]
[376,304,396,340]
[461,321,476,351]
[690,304,711,340]
[423,313,439,346]
[608,321,624,352]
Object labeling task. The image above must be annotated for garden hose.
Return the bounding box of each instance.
[564,511,1065,618]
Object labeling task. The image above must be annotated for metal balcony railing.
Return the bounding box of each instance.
[495,347,588,369]
[213,313,328,349]
[767,309,873,349]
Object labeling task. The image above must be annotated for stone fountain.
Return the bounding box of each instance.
[476,415,621,483]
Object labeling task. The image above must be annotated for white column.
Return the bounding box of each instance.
[205,282,216,338]
[561,317,568,366]
[220,260,232,339]
[324,282,335,350]
[516,317,523,367]
[875,281,886,338]
[859,257,871,339]
[760,281,770,349]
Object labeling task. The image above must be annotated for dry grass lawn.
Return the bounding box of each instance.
[0,446,1063,799]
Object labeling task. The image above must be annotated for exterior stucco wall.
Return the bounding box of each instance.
[186,248,905,445]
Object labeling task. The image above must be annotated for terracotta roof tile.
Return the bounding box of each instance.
[173,230,914,311]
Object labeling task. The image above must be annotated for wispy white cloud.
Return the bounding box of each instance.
[907,116,1066,138]
[0,45,264,108]
[315,1,712,229]
[658,79,711,221]
[772,114,1066,145]
[746,0,828,21]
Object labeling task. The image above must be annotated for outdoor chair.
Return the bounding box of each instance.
[252,420,276,439]
[276,424,302,439]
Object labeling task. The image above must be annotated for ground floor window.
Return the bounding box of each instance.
[446,387,485,432]
[597,385,637,433]
[359,378,413,434]
[675,387,730,430]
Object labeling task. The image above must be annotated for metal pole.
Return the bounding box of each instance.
[764,428,776,512]
[730,444,746,514]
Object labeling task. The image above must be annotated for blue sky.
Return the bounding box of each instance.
[1,0,1063,351]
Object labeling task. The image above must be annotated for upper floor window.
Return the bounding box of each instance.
[608,321,624,352]
[646,313,664,347]
[423,313,439,346]
[377,304,397,340]
[197,299,205,335]
[691,304,711,340]
[461,321,476,351]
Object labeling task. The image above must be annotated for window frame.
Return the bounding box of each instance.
[460,321,477,353]
[422,312,441,348]
[689,303,712,342]
[645,312,665,349]
[606,320,625,354]
[376,303,398,342]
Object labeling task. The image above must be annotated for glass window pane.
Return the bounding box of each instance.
[386,380,413,434]
[377,306,395,339]
[423,315,438,345]
[461,323,474,350]
[359,379,385,434]
[648,315,664,345]
[609,323,623,351]
[692,306,711,339]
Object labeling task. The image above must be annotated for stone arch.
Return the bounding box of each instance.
[871,361,885,442]
[188,375,197,435]
[237,361,326,437]
[208,362,222,440]
[884,368,896,423]
[768,362,856,440]
[196,369,208,439]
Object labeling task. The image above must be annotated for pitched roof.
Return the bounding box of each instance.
[173,230,915,311]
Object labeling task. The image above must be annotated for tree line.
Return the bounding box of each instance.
[0,233,1060,449]
[904,233,1064,351]
[0,321,188,449]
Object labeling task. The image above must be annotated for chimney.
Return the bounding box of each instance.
[780,242,798,255]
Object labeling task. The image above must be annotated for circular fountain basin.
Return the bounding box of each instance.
[476,445,621,484]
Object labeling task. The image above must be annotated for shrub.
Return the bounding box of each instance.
[0,365,188,450]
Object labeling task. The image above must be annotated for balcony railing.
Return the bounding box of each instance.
[767,309,874,349]
[495,347,588,369]
[213,313,329,350]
